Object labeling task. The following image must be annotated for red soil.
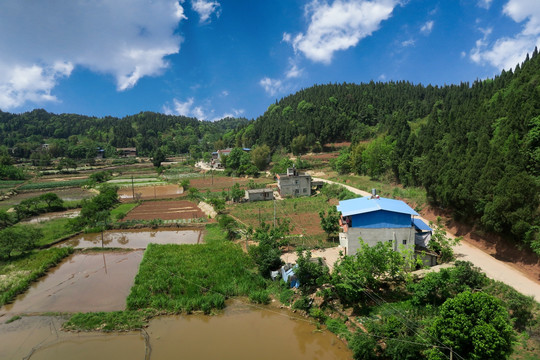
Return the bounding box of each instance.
[123,200,205,221]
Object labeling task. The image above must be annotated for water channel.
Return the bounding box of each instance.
[0,302,352,359]
[56,228,202,249]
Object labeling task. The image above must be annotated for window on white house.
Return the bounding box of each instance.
[402,239,407,245]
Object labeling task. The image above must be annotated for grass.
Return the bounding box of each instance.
[18,179,89,191]
[0,180,25,189]
[0,247,73,306]
[65,223,269,331]
[110,203,138,221]
[64,310,156,332]
[326,173,427,208]
[126,239,267,313]
[34,218,78,246]
[229,196,334,248]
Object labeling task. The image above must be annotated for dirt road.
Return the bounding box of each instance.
[314,178,540,299]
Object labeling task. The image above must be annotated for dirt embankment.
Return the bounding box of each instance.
[420,206,540,284]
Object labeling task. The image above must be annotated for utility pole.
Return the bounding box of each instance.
[131,175,135,201]
[273,199,276,228]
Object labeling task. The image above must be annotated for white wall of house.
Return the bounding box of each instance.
[341,227,415,256]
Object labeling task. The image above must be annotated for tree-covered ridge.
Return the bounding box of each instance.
[0,110,249,158]
[251,49,539,248]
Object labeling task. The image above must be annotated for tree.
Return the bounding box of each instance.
[231,183,244,202]
[428,217,461,262]
[291,135,307,155]
[249,222,289,277]
[319,206,341,240]
[427,291,514,360]
[38,193,64,211]
[0,225,41,259]
[151,148,166,167]
[251,144,271,170]
[295,250,329,291]
[331,240,407,305]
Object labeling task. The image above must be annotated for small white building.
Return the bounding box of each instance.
[244,188,274,202]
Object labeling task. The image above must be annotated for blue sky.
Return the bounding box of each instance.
[0,0,539,121]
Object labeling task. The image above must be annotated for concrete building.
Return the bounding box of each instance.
[276,167,312,197]
[337,194,431,257]
[116,147,137,157]
[244,188,274,202]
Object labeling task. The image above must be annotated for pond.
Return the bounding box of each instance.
[0,251,143,315]
[21,209,81,224]
[0,302,352,359]
[56,228,202,249]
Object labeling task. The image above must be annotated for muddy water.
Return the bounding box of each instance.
[21,209,80,224]
[117,184,183,200]
[1,303,352,360]
[1,251,143,314]
[57,229,202,249]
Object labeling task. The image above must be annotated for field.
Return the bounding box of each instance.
[0,188,94,211]
[229,196,337,248]
[117,184,183,201]
[123,200,205,221]
[189,175,274,193]
[0,247,73,306]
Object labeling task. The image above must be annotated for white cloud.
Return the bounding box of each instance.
[478,0,493,9]
[285,59,303,79]
[288,0,400,64]
[0,0,185,110]
[259,77,283,96]
[401,39,415,47]
[192,0,221,23]
[470,0,540,70]
[420,20,434,34]
[167,97,207,120]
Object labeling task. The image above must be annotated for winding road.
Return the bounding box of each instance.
[314,178,540,299]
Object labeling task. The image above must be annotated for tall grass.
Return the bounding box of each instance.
[18,179,89,191]
[126,238,267,314]
[0,247,73,306]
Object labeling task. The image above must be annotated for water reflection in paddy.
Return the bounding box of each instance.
[1,251,143,314]
[1,302,352,360]
[57,228,202,249]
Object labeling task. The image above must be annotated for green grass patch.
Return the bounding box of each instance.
[126,240,267,314]
[33,218,77,246]
[0,180,25,189]
[0,247,73,306]
[63,310,156,332]
[110,203,138,221]
[18,179,89,191]
[326,174,427,208]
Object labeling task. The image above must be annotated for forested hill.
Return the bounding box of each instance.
[0,110,249,157]
[251,49,540,249]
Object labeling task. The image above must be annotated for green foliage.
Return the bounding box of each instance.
[248,222,289,277]
[0,225,42,259]
[319,183,356,200]
[18,179,88,191]
[127,242,265,313]
[251,144,271,170]
[151,148,166,167]
[88,170,112,184]
[231,182,244,202]
[361,135,395,179]
[291,134,307,155]
[0,164,26,180]
[408,261,489,306]
[292,296,311,311]
[248,290,271,304]
[331,240,407,305]
[428,217,461,262]
[217,214,239,240]
[64,310,156,332]
[0,247,73,306]
[428,291,514,360]
[319,206,341,238]
[349,331,379,360]
[331,147,351,174]
[295,250,329,291]
[270,156,293,175]
[485,281,537,331]
[70,183,118,230]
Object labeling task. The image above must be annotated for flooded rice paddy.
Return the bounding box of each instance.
[57,228,202,249]
[0,302,352,360]
[21,209,81,224]
[117,184,183,201]
[1,251,143,314]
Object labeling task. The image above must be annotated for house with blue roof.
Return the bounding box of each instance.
[336,193,433,258]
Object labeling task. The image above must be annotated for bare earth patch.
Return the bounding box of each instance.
[123,200,205,221]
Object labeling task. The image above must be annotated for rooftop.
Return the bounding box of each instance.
[337,196,419,217]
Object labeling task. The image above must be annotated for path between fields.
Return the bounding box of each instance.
[313,178,540,299]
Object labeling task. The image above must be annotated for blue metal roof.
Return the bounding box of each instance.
[337,196,419,217]
[412,218,432,232]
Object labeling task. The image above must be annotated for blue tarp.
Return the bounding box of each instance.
[337,196,418,217]
[280,264,299,288]
[412,218,432,232]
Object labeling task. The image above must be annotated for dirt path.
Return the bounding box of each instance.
[314,178,540,299]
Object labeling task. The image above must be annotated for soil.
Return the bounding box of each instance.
[123,200,206,221]
[420,206,540,284]
[189,176,272,193]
